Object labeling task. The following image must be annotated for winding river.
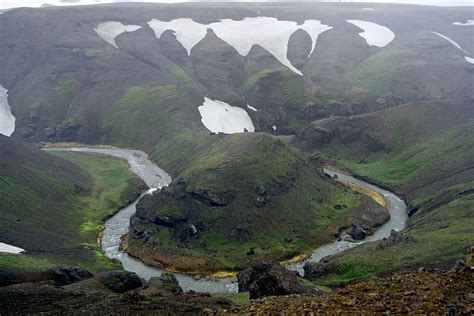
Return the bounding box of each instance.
[47,146,407,293]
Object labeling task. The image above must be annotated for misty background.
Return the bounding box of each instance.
[1,0,473,10]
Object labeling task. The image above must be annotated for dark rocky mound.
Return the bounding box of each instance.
[303,261,341,280]
[140,273,183,297]
[237,261,320,299]
[0,265,93,287]
[345,223,368,240]
[98,271,144,293]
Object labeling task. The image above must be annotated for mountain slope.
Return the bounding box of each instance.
[0,3,472,153]
[0,136,145,271]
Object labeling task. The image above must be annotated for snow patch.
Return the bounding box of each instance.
[362,8,375,10]
[453,19,474,26]
[431,31,470,55]
[148,17,332,75]
[272,125,277,131]
[94,21,141,48]
[148,18,207,55]
[0,242,24,254]
[465,56,474,64]
[346,20,395,47]
[0,85,15,137]
[247,105,259,112]
[198,98,255,134]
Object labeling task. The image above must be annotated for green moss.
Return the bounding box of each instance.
[167,63,195,87]
[345,49,412,96]
[54,152,143,243]
[0,150,142,272]
[104,84,218,175]
[329,120,474,187]
[51,79,78,120]
[0,253,57,270]
[212,292,250,305]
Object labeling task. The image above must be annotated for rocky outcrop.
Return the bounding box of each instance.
[237,261,320,299]
[191,29,245,104]
[376,229,415,249]
[135,189,186,228]
[346,223,368,240]
[303,261,341,280]
[98,271,144,293]
[45,266,93,285]
[296,118,386,152]
[140,273,183,297]
[0,265,92,287]
[191,189,230,207]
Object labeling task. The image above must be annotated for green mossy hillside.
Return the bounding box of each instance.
[103,84,217,175]
[129,133,371,272]
[0,136,145,272]
[306,121,474,285]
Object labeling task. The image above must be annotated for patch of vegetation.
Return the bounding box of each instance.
[54,152,145,245]
[326,120,474,189]
[345,49,412,96]
[212,292,250,305]
[167,62,196,87]
[52,79,78,120]
[0,137,143,272]
[0,253,57,270]
[104,84,217,175]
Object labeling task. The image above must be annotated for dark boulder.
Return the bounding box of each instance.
[98,271,143,293]
[237,260,320,299]
[141,273,183,297]
[303,262,326,279]
[346,223,368,240]
[303,262,340,280]
[45,266,93,285]
[377,229,414,249]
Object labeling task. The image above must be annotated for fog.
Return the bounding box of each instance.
[1,0,473,10]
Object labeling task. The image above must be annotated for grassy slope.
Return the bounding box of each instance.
[325,120,474,192]
[345,49,412,96]
[244,67,305,130]
[104,84,216,175]
[310,121,474,285]
[131,133,371,271]
[0,142,144,272]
